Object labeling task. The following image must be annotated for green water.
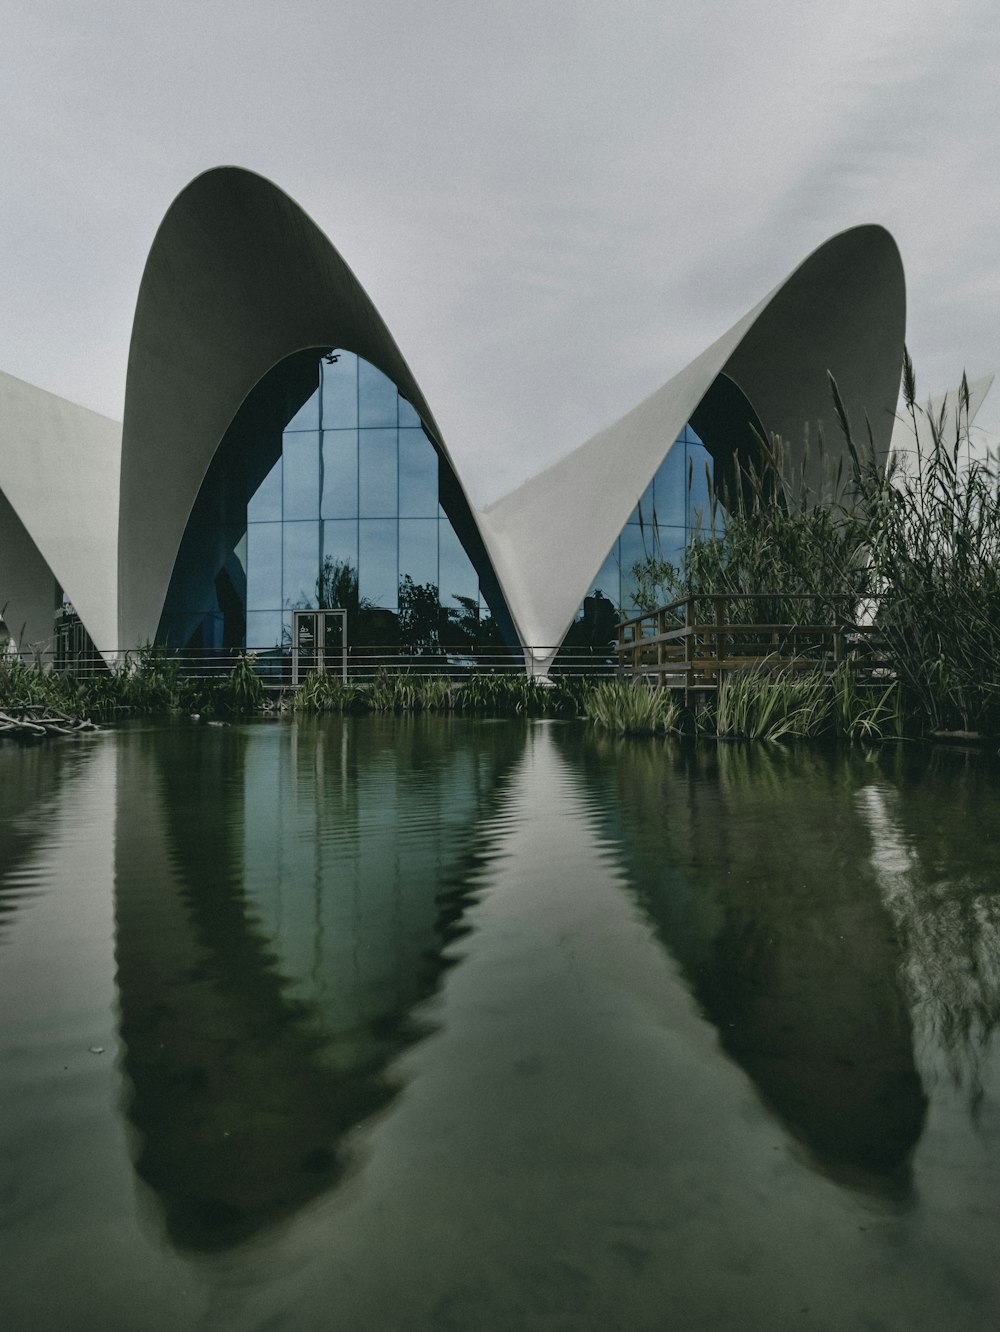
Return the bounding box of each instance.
[2,718,1000,1330]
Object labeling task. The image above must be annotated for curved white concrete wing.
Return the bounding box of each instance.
[478,226,906,666]
[0,370,120,656]
[119,166,468,649]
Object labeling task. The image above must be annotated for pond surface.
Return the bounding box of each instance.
[2,718,1000,1330]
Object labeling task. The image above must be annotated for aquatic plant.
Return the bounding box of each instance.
[456,672,548,717]
[588,678,682,736]
[834,357,1000,734]
[629,353,1000,737]
[367,669,453,713]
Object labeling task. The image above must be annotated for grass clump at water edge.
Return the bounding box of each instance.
[588,678,682,736]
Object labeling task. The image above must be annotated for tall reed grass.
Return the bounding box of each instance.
[630,351,1000,736]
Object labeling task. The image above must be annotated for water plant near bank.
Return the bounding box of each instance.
[588,678,682,736]
[629,353,1000,738]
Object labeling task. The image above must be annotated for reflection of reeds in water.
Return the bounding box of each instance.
[559,727,927,1197]
[857,782,1000,1103]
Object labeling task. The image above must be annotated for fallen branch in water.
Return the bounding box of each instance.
[0,706,99,741]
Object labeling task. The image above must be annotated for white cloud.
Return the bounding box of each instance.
[1,0,998,498]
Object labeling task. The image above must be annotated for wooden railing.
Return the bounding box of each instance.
[616,594,888,698]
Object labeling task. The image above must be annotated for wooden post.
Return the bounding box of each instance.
[715,596,725,686]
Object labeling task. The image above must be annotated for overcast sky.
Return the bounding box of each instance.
[2,0,998,504]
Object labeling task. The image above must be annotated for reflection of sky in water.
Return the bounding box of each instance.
[3,725,1000,1329]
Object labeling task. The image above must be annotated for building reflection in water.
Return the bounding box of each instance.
[113,717,522,1252]
[559,730,929,1199]
[0,739,98,943]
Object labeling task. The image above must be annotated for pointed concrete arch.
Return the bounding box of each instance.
[118,166,474,650]
[477,225,906,669]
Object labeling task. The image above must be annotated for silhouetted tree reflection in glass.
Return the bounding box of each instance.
[113,717,522,1252]
[557,729,928,1199]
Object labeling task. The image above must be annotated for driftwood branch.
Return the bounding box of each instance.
[0,707,99,741]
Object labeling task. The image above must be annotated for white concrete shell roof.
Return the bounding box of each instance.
[887,373,995,466]
[3,166,909,665]
[0,370,120,655]
[119,166,454,650]
[480,224,906,667]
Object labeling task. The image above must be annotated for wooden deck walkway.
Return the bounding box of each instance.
[616,593,889,702]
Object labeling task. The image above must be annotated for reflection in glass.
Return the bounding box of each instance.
[398,395,422,428]
[399,519,438,588]
[358,357,398,427]
[245,609,282,650]
[247,456,282,522]
[246,523,282,611]
[587,550,620,605]
[320,355,358,428]
[321,430,358,520]
[399,428,438,517]
[159,347,515,650]
[439,524,478,608]
[322,521,359,583]
[359,519,397,608]
[359,430,398,518]
[282,433,320,520]
[617,526,649,611]
[284,387,320,433]
[283,521,320,609]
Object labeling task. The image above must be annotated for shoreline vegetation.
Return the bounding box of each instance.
[2,355,997,747]
[0,655,952,747]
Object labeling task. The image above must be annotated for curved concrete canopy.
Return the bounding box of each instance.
[478,225,906,667]
[119,166,458,649]
[887,373,994,466]
[121,169,906,669]
[2,166,908,670]
[0,370,120,656]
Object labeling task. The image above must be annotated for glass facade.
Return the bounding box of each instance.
[583,424,718,613]
[158,350,514,655]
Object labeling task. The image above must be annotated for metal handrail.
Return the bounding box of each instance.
[4,644,619,684]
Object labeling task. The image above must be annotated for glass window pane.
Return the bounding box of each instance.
[655,526,688,571]
[399,518,438,588]
[398,428,439,517]
[359,429,398,517]
[398,395,422,428]
[246,610,283,650]
[320,521,359,609]
[284,386,320,432]
[246,522,282,610]
[653,437,687,526]
[320,352,358,428]
[358,357,397,427]
[283,432,319,519]
[686,444,716,529]
[635,476,655,528]
[438,524,478,608]
[248,455,282,522]
[359,519,398,608]
[587,548,621,607]
[618,526,651,612]
[283,520,320,609]
[321,430,358,519]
